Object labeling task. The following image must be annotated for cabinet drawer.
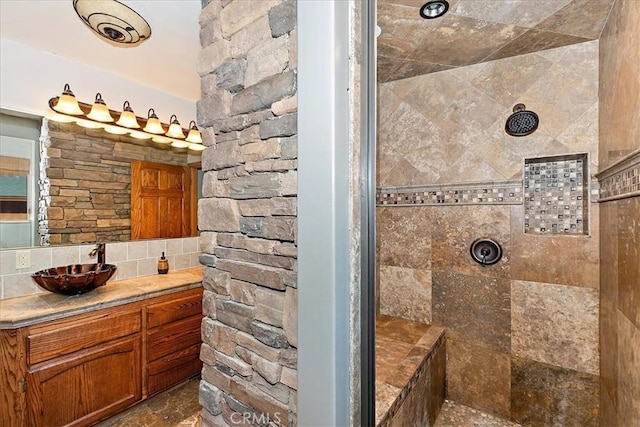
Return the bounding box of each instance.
[146,287,203,329]
[28,310,141,365]
[147,343,202,396]
[147,315,202,362]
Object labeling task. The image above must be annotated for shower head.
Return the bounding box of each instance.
[505,103,539,137]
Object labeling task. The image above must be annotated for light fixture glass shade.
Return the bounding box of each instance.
[152,135,172,144]
[170,140,189,148]
[53,84,84,115]
[143,108,165,134]
[166,115,186,139]
[74,117,105,129]
[115,101,140,128]
[103,124,129,135]
[185,121,203,143]
[188,143,206,151]
[46,111,76,123]
[86,93,115,122]
[129,130,152,140]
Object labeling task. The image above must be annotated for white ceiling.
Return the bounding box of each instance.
[0,0,201,102]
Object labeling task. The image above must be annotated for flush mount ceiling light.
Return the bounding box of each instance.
[420,0,449,19]
[73,0,151,47]
[47,84,205,152]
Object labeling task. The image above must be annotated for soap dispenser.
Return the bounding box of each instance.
[157,252,169,274]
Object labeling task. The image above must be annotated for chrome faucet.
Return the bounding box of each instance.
[89,243,106,264]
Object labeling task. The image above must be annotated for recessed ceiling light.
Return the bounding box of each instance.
[420,0,449,19]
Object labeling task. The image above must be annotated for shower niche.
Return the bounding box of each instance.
[523,153,589,235]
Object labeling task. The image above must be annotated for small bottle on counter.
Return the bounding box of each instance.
[157,252,169,274]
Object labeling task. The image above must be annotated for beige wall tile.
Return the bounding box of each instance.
[510,204,600,288]
[599,202,619,302]
[378,41,599,186]
[599,295,618,406]
[617,310,640,425]
[617,197,640,329]
[599,0,640,170]
[511,356,599,426]
[536,0,615,39]
[512,280,599,375]
[377,206,435,270]
[432,271,511,352]
[432,205,511,279]
[447,339,511,418]
[379,265,432,324]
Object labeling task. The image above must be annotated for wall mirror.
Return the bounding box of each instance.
[0,109,203,250]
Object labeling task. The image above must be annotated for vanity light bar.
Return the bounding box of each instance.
[47,85,205,152]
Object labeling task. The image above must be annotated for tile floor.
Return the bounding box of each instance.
[96,377,201,427]
[95,363,518,427]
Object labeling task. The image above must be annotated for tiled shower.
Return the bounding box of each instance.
[374,25,635,424]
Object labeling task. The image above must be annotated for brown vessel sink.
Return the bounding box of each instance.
[31,263,117,296]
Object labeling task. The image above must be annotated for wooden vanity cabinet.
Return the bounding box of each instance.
[145,287,203,396]
[0,286,203,427]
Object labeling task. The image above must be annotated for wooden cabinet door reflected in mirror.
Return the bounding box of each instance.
[130,160,196,240]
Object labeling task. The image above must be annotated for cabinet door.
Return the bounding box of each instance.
[26,336,141,427]
[130,160,193,240]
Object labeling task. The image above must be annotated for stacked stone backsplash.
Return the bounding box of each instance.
[43,120,188,245]
[196,1,298,426]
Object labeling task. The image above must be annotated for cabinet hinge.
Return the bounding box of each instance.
[21,378,27,393]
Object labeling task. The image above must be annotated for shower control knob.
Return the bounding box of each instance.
[470,238,502,267]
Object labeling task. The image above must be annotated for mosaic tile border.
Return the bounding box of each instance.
[523,154,589,235]
[377,180,523,206]
[597,149,640,201]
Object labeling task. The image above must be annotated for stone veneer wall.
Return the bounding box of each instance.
[196,1,298,425]
[597,0,640,424]
[377,41,600,424]
[44,121,188,245]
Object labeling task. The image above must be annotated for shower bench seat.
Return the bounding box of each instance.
[376,315,446,426]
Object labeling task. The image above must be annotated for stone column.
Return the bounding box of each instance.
[197,1,298,425]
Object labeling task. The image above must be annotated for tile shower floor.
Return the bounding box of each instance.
[434,400,522,427]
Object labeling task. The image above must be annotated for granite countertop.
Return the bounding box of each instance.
[0,267,204,329]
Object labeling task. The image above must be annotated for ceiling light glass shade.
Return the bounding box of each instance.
[115,101,140,128]
[103,124,129,135]
[152,135,172,144]
[188,143,206,151]
[129,130,152,140]
[170,140,190,148]
[73,0,152,47]
[143,108,165,134]
[166,115,186,139]
[53,84,84,115]
[74,117,105,129]
[86,93,115,122]
[185,121,203,143]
